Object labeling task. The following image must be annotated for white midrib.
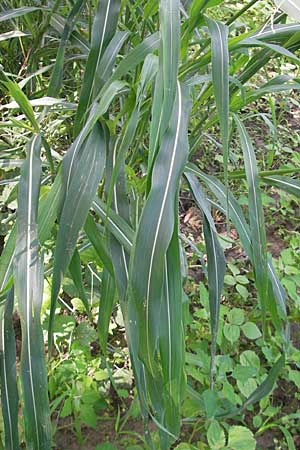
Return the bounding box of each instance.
[145,80,182,375]
[257,23,299,38]
[27,136,40,447]
[112,141,129,280]
[266,176,300,192]
[92,202,132,248]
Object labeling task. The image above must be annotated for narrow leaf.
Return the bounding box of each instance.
[14,135,51,450]
[48,0,86,97]
[0,290,19,450]
[74,0,121,133]
[50,123,106,349]
[0,7,40,22]
[234,116,268,331]
[261,175,300,197]
[206,17,230,196]
[130,82,191,375]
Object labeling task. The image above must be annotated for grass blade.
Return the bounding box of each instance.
[74,0,121,134]
[106,138,131,303]
[206,17,230,200]
[203,216,226,389]
[0,7,40,22]
[0,70,39,132]
[0,290,19,450]
[160,0,180,132]
[159,222,185,442]
[130,82,191,375]
[108,33,160,84]
[48,0,86,97]
[98,268,116,355]
[14,135,51,450]
[185,164,287,334]
[261,175,300,197]
[69,249,89,312]
[94,30,130,94]
[50,123,106,350]
[84,214,114,276]
[234,115,268,333]
[92,198,133,252]
[0,30,29,42]
[186,172,226,387]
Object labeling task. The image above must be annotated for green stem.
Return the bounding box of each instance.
[226,0,260,26]
[229,167,300,179]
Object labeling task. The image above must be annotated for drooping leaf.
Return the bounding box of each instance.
[49,123,106,349]
[234,116,268,331]
[185,164,287,332]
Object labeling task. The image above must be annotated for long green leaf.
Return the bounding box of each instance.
[94,30,130,95]
[0,71,39,132]
[0,290,19,450]
[74,0,121,134]
[0,7,40,22]
[108,32,160,85]
[186,172,225,387]
[206,17,230,195]
[0,30,29,42]
[98,268,116,355]
[130,82,191,375]
[234,116,268,331]
[159,220,185,442]
[14,135,51,450]
[185,164,287,329]
[84,214,114,276]
[69,249,89,312]
[261,175,300,197]
[92,198,133,252]
[160,0,180,132]
[49,123,106,349]
[48,0,86,97]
